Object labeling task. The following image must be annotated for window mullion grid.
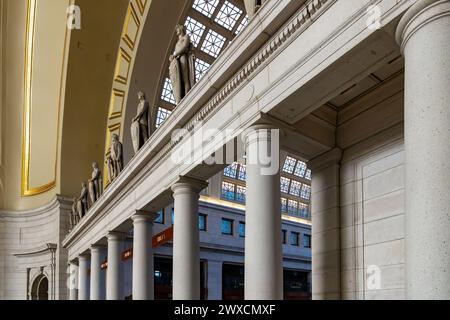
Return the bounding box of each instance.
[231,12,246,34]
[284,170,311,185]
[190,6,236,43]
[211,0,226,21]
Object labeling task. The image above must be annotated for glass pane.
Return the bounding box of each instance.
[221,218,233,235]
[236,185,246,203]
[299,203,309,219]
[235,16,249,35]
[156,107,172,128]
[224,163,238,179]
[155,209,164,224]
[302,234,311,248]
[199,214,207,231]
[192,0,220,18]
[305,169,312,180]
[201,29,226,58]
[161,78,176,104]
[290,232,299,246]
[185,16,206,48]
[301,185,311,200]
[281,198,288,213]
[195,58,211,81]
[283,156,297,174]
[280,177,290,194]
[238,164,247,181]
[288,200,298,215]
[239,222,245,237]
[171,208,175,225]
[221,182,235,201]
[215,1,243,31]
[289,180,302,197]
[294,161,307,178]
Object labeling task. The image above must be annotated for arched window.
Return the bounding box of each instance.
[156,0,248,129]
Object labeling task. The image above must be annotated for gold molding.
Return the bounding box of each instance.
[21,0,68,196]
[113,47,132,85]
[136,0,147,15]
[108,88,126,120]
[104,0,150,190]
[122,2,140,51]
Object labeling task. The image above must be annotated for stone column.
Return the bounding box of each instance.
[78,254,90,300]
[171,177,208,300]
[68,262,78,300]
[244,125,283,300]
[396,0,450,300]
[309,148,342,300]
[106,231,125,300]
[207,260,223,300]
[132,212,157,300]
[90,245,106,300]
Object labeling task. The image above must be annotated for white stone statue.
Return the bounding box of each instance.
[77,182,89,218]
[106,154,114,184]
[70,198,79,230]
[169,24,196,104]
[131,91,151,154]
[88,162,102,205]
[110,133,123,180]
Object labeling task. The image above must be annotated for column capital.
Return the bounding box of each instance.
[106,231,127,241]
[243,123,282,146]
[78,253,90,261]
[396,0,450,53]
[308,148,342,172]
[132,211,159,223]
[171,176,208,195]
[90,244,106,251]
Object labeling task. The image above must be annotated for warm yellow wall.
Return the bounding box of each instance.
[26,0,68,190]
[1,0,65,210]
[1,0,127,210]
[60,0,129,197]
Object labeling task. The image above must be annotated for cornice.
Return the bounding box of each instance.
[13,243,57,257]
[0,195,71,219]
[396,0,450,52]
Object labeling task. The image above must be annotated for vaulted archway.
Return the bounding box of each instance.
[30,274,48,301]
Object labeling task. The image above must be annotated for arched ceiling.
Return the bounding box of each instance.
[60,0,129,197]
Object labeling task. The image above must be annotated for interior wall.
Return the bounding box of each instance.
[0,0,5,209]
[60,0,128,197]
[0,198,71,300]
[336,74,406,299]
[340,129,405,300]
[1,0,64,210]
